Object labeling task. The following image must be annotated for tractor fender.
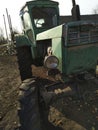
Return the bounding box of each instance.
[15,34,37,59]
[15,34,31,47]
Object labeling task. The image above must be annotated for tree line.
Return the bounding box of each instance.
[0,27,7,44]
[0,27,19,45]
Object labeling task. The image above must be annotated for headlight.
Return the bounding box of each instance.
[44,55,59,69]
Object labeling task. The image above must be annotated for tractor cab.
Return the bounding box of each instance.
[20,0,59,36]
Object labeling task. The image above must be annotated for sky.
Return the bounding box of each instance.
[0,0,98,37]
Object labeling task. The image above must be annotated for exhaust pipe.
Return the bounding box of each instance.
[71,0,81,21]
[72,0,76,6]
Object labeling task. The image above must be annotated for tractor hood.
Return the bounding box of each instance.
[36,21,98,76]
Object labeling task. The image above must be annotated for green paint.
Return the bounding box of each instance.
[16,0,98,78]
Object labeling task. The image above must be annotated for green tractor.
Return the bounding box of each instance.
[15,0,98,130]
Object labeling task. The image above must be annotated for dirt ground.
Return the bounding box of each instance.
[0,55,21,130]
[0,47,98,130]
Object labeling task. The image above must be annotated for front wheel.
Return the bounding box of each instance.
[18,78,42,130]
[16,46,33,81]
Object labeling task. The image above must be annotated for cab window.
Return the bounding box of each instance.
[32,7,57,29]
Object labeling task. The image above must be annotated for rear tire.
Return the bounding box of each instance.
[16,46,33,81]
[18,78,41,130]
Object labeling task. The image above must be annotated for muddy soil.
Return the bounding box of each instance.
[0,55,21,130]
[0,54,98,130]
